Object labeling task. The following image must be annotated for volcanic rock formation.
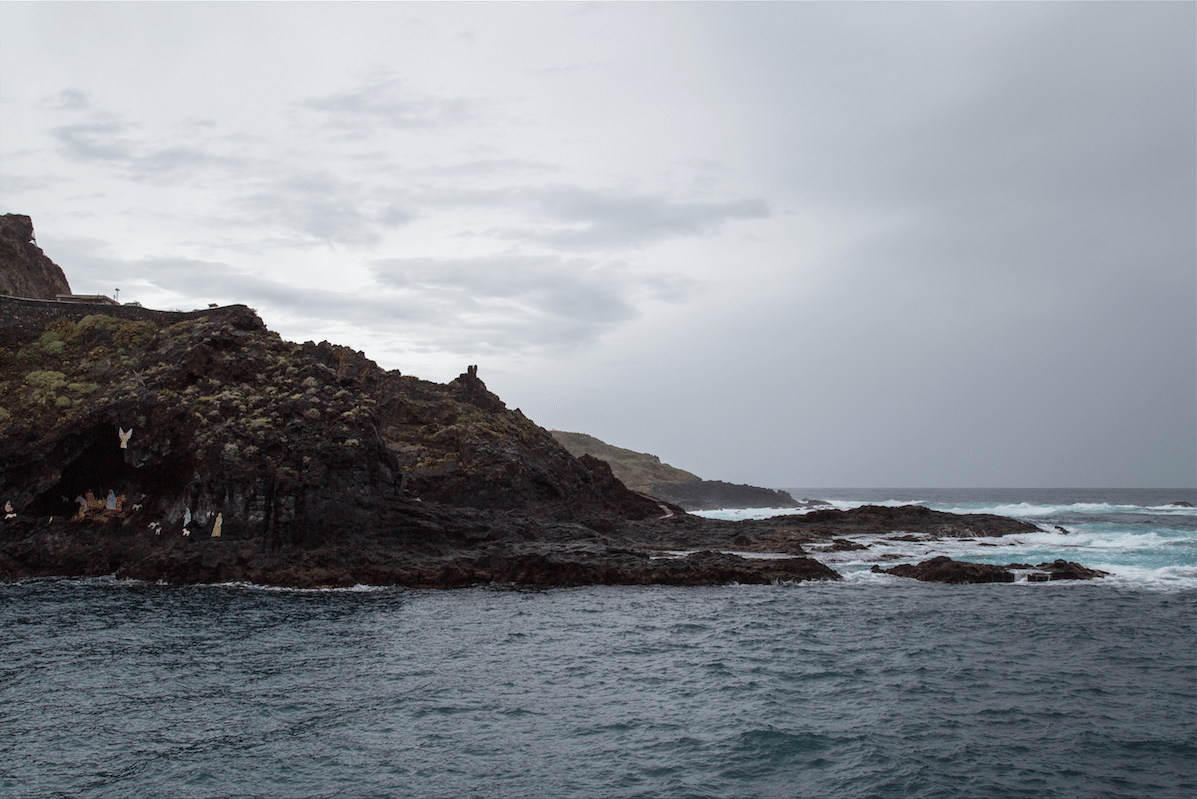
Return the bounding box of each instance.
[0,214,72,300]
[872,556,1108,584]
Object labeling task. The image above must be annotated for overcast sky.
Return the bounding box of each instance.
[2,2,1193,489]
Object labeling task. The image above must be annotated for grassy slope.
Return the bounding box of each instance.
[550,431,700,494]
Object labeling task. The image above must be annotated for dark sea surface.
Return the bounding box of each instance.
[3,489,1195,799]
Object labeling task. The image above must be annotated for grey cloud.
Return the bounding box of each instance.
[233,171,416,248]
[298,79,477,131]
[412,158,557,178]
[66,248,688,357]
[56,249,441,329]
[52,116,137,162]
[0,172,66,194]
[374,254,634,322]
[134,256,438,324]
[515,186,770,249]
[370,253,699,352]
[525,62,603,76]
[42,88,91,111]
[44,101,417,248]
[49,111,250,182]
[397,184,770,250]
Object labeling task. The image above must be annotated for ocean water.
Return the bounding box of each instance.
[3,489,1195,799]
[705,488,1197,591]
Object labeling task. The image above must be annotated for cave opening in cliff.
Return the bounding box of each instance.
[29,432,187,516]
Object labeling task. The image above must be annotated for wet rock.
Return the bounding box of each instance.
[872,556,1107,584]
[872,556,1015,584]
[778,504,1038,538]
[1027,559,1109,581]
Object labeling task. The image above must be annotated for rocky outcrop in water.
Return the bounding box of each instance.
[871,556,1108,584]
[0,214,72,300]
[786,504,1038,539]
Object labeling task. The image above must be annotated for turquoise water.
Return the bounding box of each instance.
[699,488,1197,590]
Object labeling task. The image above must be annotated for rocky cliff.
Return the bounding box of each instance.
[0,292,848,586]
[0,214,72,300]
[0,303,667,537]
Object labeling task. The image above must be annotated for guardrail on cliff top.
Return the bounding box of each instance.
[0,294,247,333]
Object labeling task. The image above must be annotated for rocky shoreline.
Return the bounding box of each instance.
[2,500,1088,588]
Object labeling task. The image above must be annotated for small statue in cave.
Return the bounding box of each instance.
[118,427,133,449]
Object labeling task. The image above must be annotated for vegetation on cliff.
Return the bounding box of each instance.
[550,431,701,489]
[550,430,801,510]
[0,304,665,540]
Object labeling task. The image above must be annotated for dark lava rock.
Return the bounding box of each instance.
[1022,559,1109,581]
[872,556,1015,584]
[0,514,841,588]
[769,504,1038,539]
[646,479,804,512]
[872,556,1108,584]
[0,214,72,300]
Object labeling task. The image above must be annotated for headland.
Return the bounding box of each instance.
[0,214,1103,587]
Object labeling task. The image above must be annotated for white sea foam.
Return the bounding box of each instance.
[936,502,1197,518]
[652,550,810,561]
[693,498,922,521]
[834,557,1197,591]
[215,581,393,593]
[699,500,1197,521]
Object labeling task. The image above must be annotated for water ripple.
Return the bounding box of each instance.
[1,580,1193,798]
